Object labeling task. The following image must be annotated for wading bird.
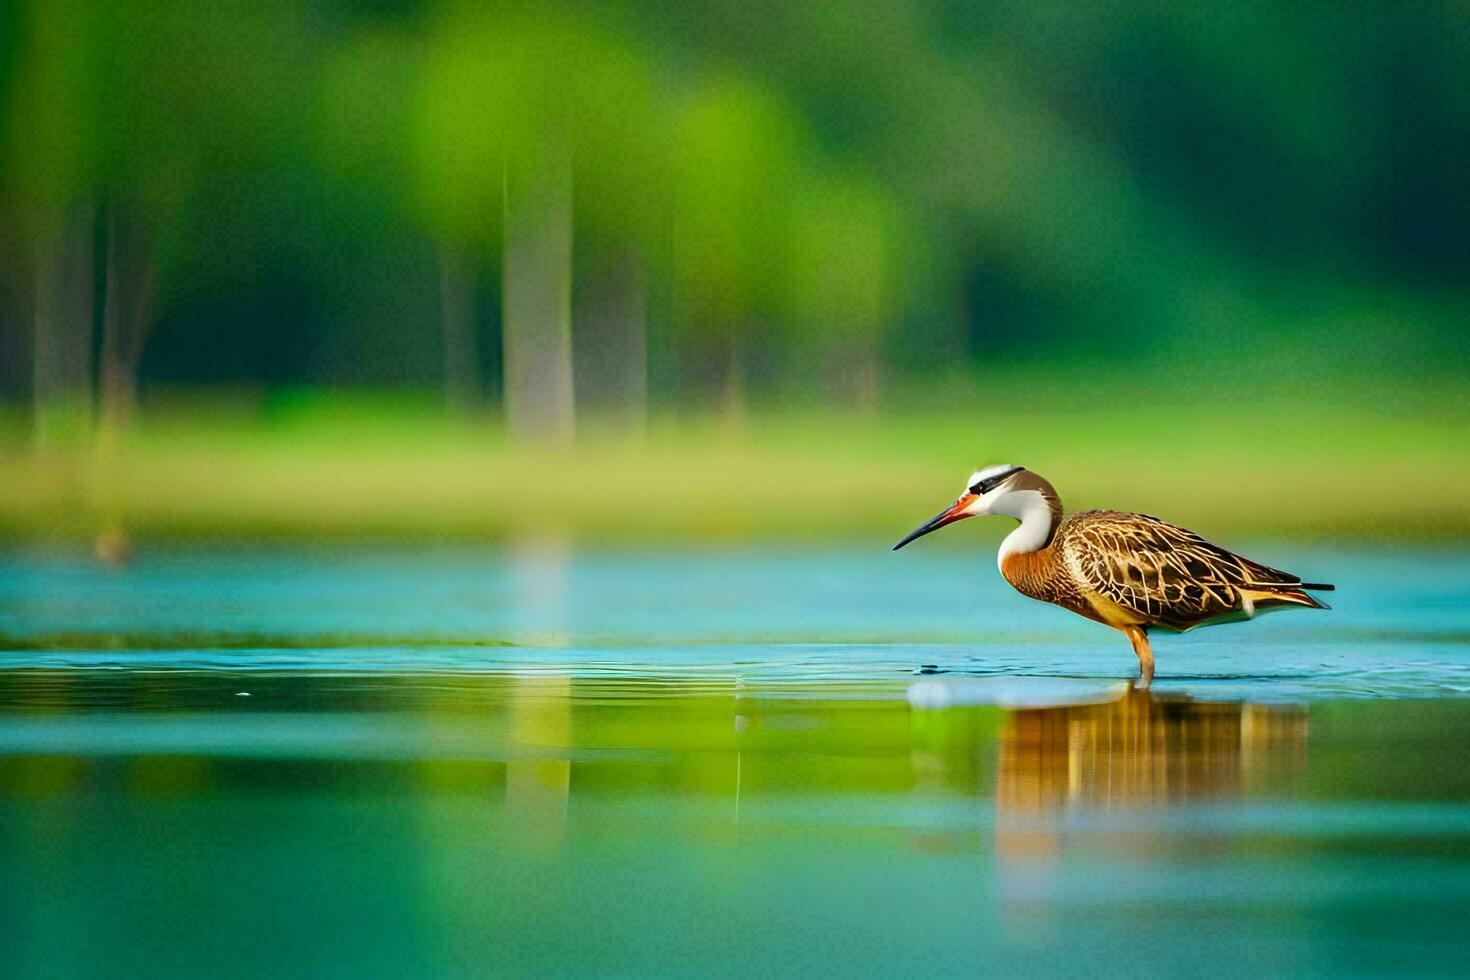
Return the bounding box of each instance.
[892,465,1333,688]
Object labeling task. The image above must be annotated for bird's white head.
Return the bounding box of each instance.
[891,464,1062,557]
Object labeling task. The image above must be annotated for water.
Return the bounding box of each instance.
[2,544,1469,977]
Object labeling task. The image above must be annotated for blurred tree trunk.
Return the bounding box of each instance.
[676,329,745,426]
[719,331,745,423]
[574,244,646,439]
[98,208,155,438]
[502,147,574,447]
[825,338,881,414]
[94,205,157,565]
[438,245,479,417]
[30,201,96,453]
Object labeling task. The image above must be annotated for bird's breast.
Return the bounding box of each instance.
[1000,549,1063,602]
[1000,549,1110,625]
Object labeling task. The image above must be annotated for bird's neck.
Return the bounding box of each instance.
[993,489,1060,570]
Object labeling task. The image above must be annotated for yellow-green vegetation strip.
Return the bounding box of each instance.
[0,632,517,652]
[2,392,1467,544]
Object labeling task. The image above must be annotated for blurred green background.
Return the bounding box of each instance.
[2,0,1467,547]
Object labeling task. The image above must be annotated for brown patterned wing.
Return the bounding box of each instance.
[1058,511,1311,631]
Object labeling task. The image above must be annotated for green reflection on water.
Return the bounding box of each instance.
[2,672,1469,977]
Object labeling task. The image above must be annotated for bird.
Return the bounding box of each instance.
[891,465,1334,688]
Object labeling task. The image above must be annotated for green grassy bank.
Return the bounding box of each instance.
[3,383,1467,546]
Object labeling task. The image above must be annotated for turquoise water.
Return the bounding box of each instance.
[2,545,1469,977]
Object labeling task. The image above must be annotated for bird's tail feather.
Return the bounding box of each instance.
[1245,586,1332,611]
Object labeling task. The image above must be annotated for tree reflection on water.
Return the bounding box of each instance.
[10,668,1470,976]
[0,670,1312,820]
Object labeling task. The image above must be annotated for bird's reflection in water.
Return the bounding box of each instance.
[995,688,1307,859]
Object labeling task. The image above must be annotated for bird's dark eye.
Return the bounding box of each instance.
[970,467,1023,496]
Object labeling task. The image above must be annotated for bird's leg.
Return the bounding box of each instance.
[1124,625,1154,689]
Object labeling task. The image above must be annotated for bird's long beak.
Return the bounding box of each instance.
[892,493,978,551]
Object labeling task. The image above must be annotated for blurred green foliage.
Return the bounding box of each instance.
[0,1,1466,540]
[5,0,1467,384]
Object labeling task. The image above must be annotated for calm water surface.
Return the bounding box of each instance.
[2,545,1468,977]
